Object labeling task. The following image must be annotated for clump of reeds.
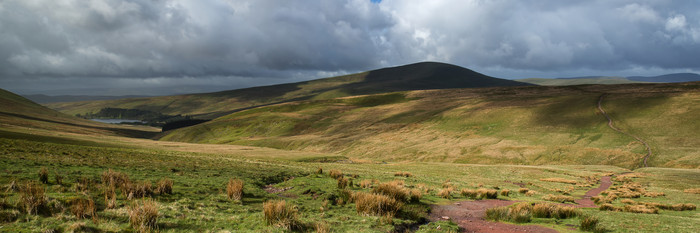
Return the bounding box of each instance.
[263,200,299,230]
[70,197,96,220]
[129,199,159,233]
[226,179,244,201]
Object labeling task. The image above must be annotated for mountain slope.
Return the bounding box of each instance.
[628,73,700,83]
[0,88,158,138]
[161,82,700,169]
[518,76,645,86]
[46,62,530,119]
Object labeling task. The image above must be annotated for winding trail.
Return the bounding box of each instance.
[574,176,612,208]
[597,94,652,167]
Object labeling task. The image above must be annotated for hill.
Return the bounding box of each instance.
[22,94,151,104]
[46,62,530,119]
[160,82,700,169]
[0,88,158,139]
[519,73,700,86]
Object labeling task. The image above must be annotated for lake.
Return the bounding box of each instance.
[90,119,143,124]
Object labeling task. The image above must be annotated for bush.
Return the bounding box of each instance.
[353,192,403,217]
[129,199,159,233]
[329,170,343,179]
[226,179,244,201]
[373,182,409,202]
[155,178,173,195]
[70,197,96,220]
[19,182,46,215]
[263,200,299,230]
[38,167,49,184]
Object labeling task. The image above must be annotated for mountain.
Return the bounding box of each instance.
[23,94,151,104]
[160,82,700,169]
[0,88,157,138]
[627,73,700,83]
[46,62,531,119]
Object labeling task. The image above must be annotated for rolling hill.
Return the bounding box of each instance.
[160,82,700,169]
[0,88,158,139]
[46,62,530,119]
[519,73,700,86]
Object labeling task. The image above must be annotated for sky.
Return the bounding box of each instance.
[1,0,699,96]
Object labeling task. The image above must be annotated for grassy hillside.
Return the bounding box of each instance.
[161,82,700,169]
[518,77,645,86]
[46,62,530,119]
[0,88,158,138]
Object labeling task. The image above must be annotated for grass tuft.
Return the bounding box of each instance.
[579,215,599,232]
[70,196,97,220]
[373,182,409,202]
[155,178,173,195]
[19,182,46,215]
[543,194,576,203]
[129,199,159,233]
[226,179,244,201]
[263,200,299,230]
[38,167,49,184]
[337,177,349,189]
[329,169,343,179]
[353,192,403,217]
[394,171,412,177]
[476,188,498,199]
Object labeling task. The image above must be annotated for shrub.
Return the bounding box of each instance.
[543,194,576,203]
[263,200,299,230]
[373,182,409,202]
[500,189,510,197]
[38,167,49,184]
[155,178,173,195]
[70,197,96,220]
[129,199,159,233]
[226,179,244,201]
[476,188,498,199]
[329,170,343,179]
[579,215,599,231]
[19,182,46,215]
[461,189,477,199]
[354,192,403,217]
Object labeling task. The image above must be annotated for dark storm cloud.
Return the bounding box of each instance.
[0,0,699,95]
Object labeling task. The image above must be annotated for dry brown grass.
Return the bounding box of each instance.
[642,202,697,211]
[684,188,700,194]
[461,188,477,199]
[531,203,579,219]
[599,203,622,212]
[621,199,636,204]
[408,189,422,203]
[543,194,576,203]
[226,179,244,201]
[476,188,498,199]
[624,204,659,214]
[359,180,373,189]
[314,221,330,233]
[353,192,403,217]
[263,200,299,230]
[643,191,665,197]
[373,182,409,202]
[525,190,538,196]
[500,189,510,197]
[70,197,96,220]
[579,215,600,232]
[155,178,173,195]
[129,199,159,233]
[124,181,153,199]
[337,177,349,189]
[329,169,343,179]
[393,171,412,177]
[19,182,46,215]
[104,185,117,209]
[518,188,529,194]
[438,188,453,199]
[540,178,577,184]
[38,167,49,184]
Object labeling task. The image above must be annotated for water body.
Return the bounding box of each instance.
[90,119,143,124]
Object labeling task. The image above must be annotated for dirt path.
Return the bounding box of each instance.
[429,176,614,232]
[597,94,652,167]
[429,200,559,233]
[574,176,612,208]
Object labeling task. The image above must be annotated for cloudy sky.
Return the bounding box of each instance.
[1,0,699,96]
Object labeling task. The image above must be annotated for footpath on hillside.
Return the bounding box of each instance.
[597,94,652,167]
